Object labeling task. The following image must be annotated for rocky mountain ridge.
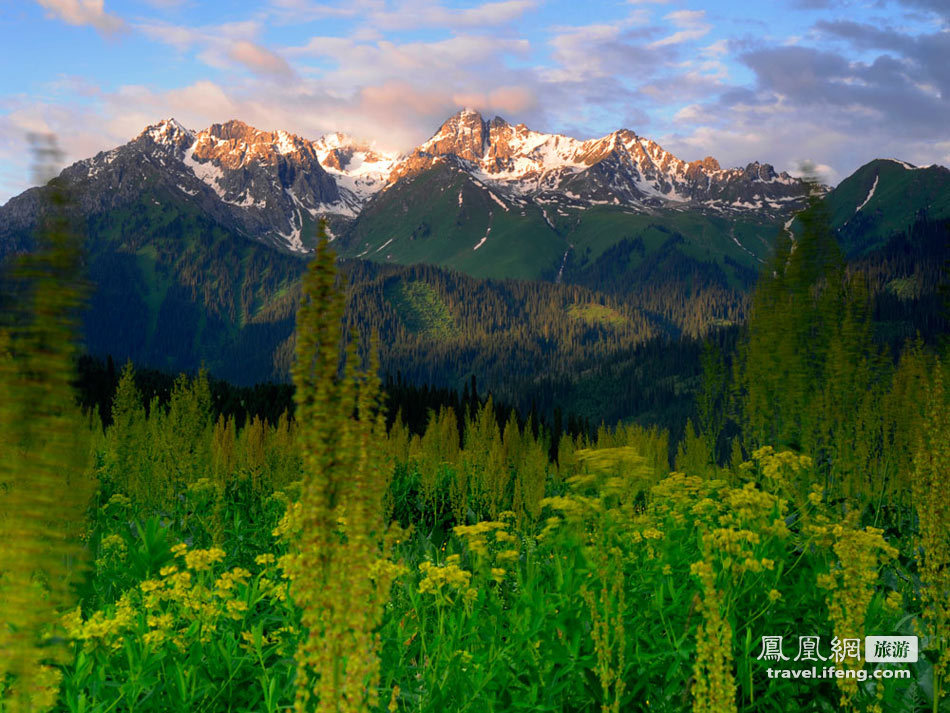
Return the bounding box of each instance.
[392,109,810,218]
[1,110,828,256]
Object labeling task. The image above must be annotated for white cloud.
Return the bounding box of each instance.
[787,161,839,184]
[367,0,539,30]
[35,0,127,35]
[701,39,729,56]
[673,103,704,123]
[227,41,294,76]
[650,9,711,48]
[138,20,295,77]
[286,34,530,90]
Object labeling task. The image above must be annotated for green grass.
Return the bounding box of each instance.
[343,164,567,280]
[384,279,458,337]
[49,410,934,713]
[567,302,627,328]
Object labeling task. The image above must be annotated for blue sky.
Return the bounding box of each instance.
[1,0,948,202]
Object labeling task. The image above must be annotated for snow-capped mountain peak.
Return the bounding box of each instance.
[138,118,195,150]
[23,110,821,256]
[312,132,401,212]
[392,110,807,215]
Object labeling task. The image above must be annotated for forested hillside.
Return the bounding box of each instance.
[1,152,946,439]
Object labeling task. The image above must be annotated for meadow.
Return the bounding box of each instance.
[0,202,947,713]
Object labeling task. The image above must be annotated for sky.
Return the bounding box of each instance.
[0,0,948,202]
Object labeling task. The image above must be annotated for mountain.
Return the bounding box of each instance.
[824,158,950,256]
[1,118,355,258]
[0,110,946,398]
[1,110,815,271]
[338,109,820,285]
[312,132,400,217]
[390,109,807,216]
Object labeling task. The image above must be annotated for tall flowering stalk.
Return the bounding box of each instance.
[0,137,94,712]
[690,559,737,713]
[582,544,627,713]
[816,523,898,710]
[912,363,949,712]
[279,224,400,713]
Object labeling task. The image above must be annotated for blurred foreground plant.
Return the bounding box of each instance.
[0,135,94,711]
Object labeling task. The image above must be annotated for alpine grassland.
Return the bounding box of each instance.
[1,193,948,713]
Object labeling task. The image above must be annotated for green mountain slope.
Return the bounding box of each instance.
[1,156,945,425]
[2,187,305,384]
[343,164,565,280]
[341,163,784,291]
[827,159,950,256]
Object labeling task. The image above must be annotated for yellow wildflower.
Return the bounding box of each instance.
[106,493,132,509]
[143,630,167,647]
[226,600,248,620]
[884,591,903,614]
[184,547,226,572]
[147,612,174,630]
[140,579,163,593]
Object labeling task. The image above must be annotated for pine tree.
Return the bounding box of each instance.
[735,186,879,491]
[106,361,146,497]
[696,341,726,462]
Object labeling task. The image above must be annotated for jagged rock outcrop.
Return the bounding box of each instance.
[388,109,811,217]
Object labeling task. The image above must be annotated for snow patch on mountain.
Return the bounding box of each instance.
[183,141,226,198]
[886,159,916,170]
[488,191,508,211]
[313,132,400,214]
[277,207,305,253]
[144,118,193,147]
[275,130,297,155]
[224,190,264,208]
[473,228,490,250]
[855,175,879,213]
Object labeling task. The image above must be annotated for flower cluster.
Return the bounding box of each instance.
[64,542,288,655]
[817,524,898,707]
[417,557,476,605]
[690,560,736,713]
